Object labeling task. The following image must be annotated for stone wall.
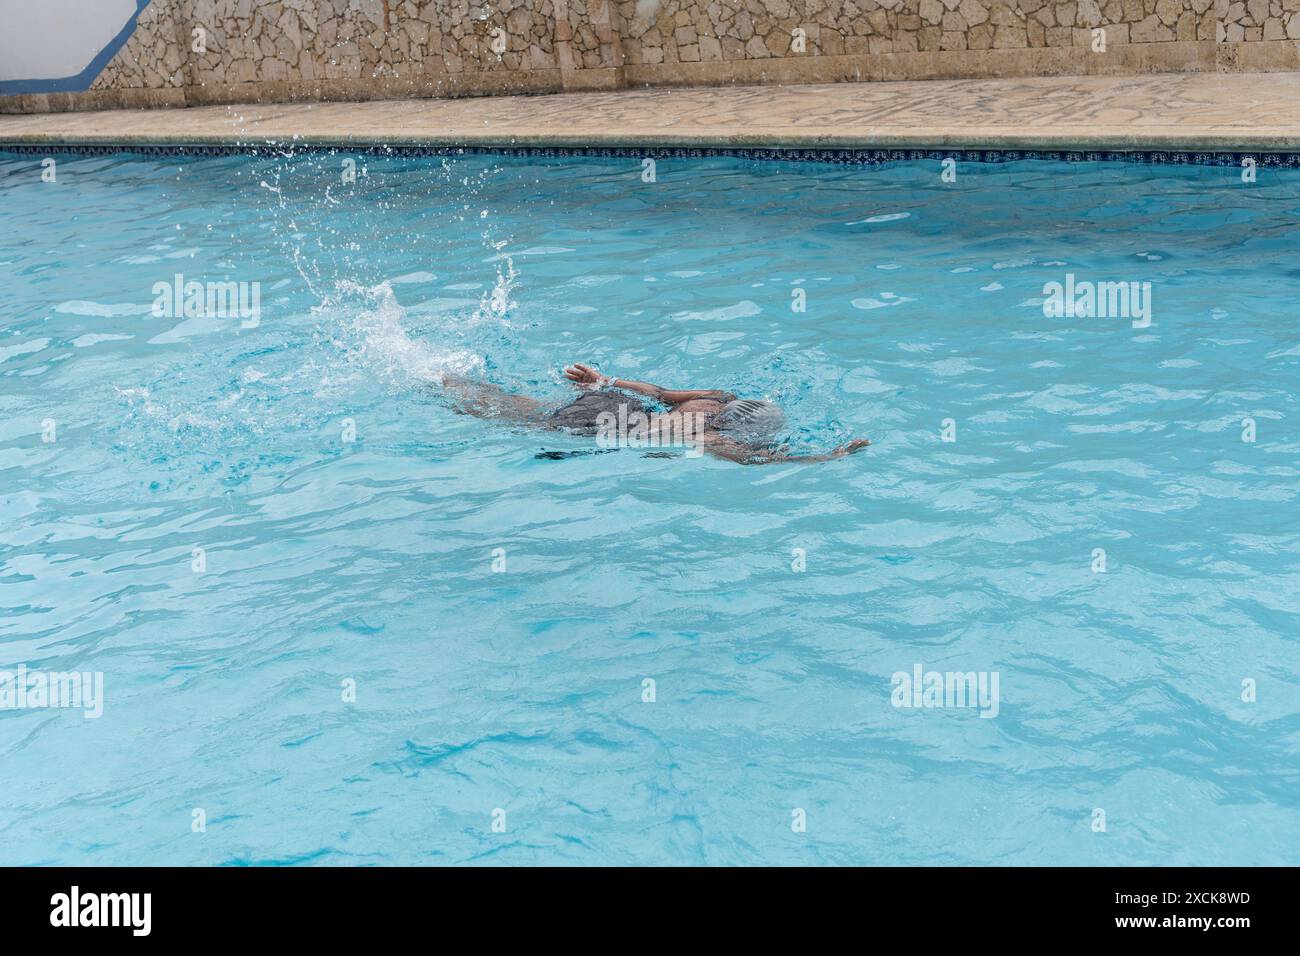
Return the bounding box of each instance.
[3,0,1298,113]
[614,0,1218,61]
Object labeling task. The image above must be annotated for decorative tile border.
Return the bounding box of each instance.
[2,141,1299,168]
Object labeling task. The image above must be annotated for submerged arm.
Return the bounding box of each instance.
[439,373,546,423]
[705,437,871,465]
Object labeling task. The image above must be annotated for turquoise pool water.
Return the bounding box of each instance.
[2,150,1298,865]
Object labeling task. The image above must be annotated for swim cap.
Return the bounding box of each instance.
[710,399,786,442]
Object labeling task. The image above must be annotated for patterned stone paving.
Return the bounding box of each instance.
[2,72,1298,151]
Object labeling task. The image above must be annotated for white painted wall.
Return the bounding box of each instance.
[0,0,139,82]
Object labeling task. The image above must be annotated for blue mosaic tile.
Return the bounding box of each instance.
[2,140,1299,169]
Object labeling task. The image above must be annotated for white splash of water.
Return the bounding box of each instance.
[473,244,518,323]
[115,385,229,435]
[326,280,483,387]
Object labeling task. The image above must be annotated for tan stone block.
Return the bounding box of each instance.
[990,3,1021,26]
[699,34,723,59]
[1154,0,1182,25]
[959,0,990,25]
[918,24,943,47]
[993,24,1028,45]
[1131,12,1174,38]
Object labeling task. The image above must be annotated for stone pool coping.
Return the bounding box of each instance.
[2,73,1299,155]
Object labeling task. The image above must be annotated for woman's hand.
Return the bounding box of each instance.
[564,363,604,388]
[833,438,871,457]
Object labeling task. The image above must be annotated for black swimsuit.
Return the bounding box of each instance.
[546,389,650,435]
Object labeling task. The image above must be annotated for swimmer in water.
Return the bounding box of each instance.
[440,363,870,464]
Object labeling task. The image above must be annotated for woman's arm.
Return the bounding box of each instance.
[621,382,735,405]
[564,363,734,405]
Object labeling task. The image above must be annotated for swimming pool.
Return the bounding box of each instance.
[2,149,1298,865]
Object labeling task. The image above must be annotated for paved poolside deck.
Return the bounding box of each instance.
[1,73,1298,153]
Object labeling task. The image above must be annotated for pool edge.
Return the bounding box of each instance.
[2,135,1298,167]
